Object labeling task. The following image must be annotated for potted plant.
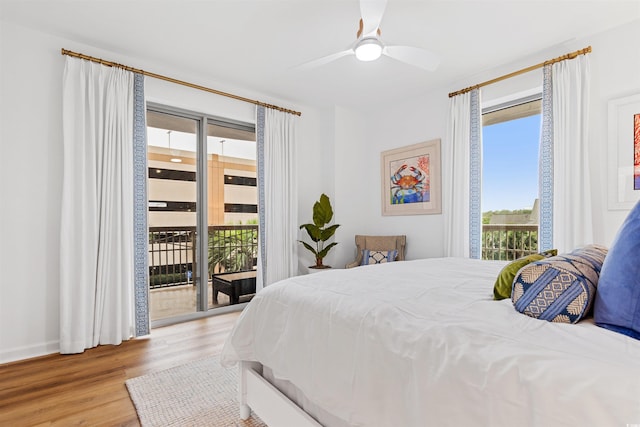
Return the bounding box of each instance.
[299,193,340,269]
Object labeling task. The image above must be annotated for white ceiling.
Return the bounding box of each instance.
[2,0,639,111]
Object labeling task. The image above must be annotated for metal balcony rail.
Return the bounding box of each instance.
[148,224,534,286]
[482,224,538,261]
[148,225,258,289]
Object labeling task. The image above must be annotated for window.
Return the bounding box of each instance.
[146,106,257,322]
[482,97,541,260]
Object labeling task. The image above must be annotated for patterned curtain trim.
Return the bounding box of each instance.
[469,89,482,259]
[256,106,266,286]
[133,73,149,337]
[539,65,554,252]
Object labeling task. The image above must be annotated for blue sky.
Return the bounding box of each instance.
[482,114,541,212]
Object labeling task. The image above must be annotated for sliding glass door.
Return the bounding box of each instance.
[206,119,258,309]
[147,109,200,321]
[146,105,257,323]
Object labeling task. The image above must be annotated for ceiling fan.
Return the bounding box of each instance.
[298,0,440,71]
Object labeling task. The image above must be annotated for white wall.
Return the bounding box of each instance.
[330,94,449,266]
[2,17,639,363]
[1,22,65,363]
[331,105,367,267]
[587,19,640,241]
[345,19,640,264]
[0,21,326,363]
[296,106,334,270]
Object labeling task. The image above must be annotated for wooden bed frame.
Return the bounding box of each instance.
[238,361,322,427]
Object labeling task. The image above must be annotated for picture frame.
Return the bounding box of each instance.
[381,138,441,216]
[608,93,640,210]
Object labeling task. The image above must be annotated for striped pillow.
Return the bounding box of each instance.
[493,249,558,300]
[511,245,608,324]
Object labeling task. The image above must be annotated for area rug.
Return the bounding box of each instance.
[125,356,266,427]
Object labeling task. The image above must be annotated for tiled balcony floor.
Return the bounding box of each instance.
[150,281,253,321]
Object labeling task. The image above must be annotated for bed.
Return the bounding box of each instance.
[220,257,640,426]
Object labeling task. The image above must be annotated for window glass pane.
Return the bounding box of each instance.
[482,110,541,261]
[147,111,199,321]
[207,122,258,309]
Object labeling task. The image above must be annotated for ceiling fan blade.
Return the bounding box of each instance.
[383,45,441,72]
[360,0,387,36]
[293,49,354,70]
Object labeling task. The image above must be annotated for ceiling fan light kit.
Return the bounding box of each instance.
[297,0,439,72]
[355,38,383,61]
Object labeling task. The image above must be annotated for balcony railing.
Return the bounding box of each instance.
[482,224,538,261]
[148,224,533,285]
[148,225,258,289]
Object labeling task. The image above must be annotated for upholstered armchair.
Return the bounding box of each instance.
[345,235,407,268]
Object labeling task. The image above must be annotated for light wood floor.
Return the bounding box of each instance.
[0,310,242,427]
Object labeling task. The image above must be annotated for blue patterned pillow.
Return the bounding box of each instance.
[493,249,558,300]
[511,245,608,324]
[594,200,640,339]
[361,249,398,265]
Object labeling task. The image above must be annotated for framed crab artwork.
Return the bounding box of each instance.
[380,138,441,216]
[608,93,640,209]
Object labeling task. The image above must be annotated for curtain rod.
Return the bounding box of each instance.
[448,46,592,98]
[61,49,302,117]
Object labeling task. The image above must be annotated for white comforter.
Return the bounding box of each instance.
[221,258,640,427]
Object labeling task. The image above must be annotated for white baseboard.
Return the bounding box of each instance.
[0,340,60,364]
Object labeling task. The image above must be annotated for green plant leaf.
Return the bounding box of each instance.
[300,223,322,242]
[320,223,340,241]
[300,193,340,261]
[298,240,319,257]
[318,242,338,259]
[313,193,333,227]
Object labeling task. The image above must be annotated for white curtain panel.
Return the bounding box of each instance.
[256,108,298,290]
[552,55,593,252]
[60,57,135,353]
[444,92,471,257]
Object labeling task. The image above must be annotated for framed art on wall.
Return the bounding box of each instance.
[381,138,442,216]
[608,93,640,210]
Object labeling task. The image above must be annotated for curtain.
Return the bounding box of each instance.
[60,57,138,353]
[132,74,150,337]
[539,65,554,252]
[469,90,483,259]
[444,89,482,258]
[256,106,298,290]
[551,55,592,252]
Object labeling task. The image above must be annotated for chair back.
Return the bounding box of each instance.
[346,235,407,268]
